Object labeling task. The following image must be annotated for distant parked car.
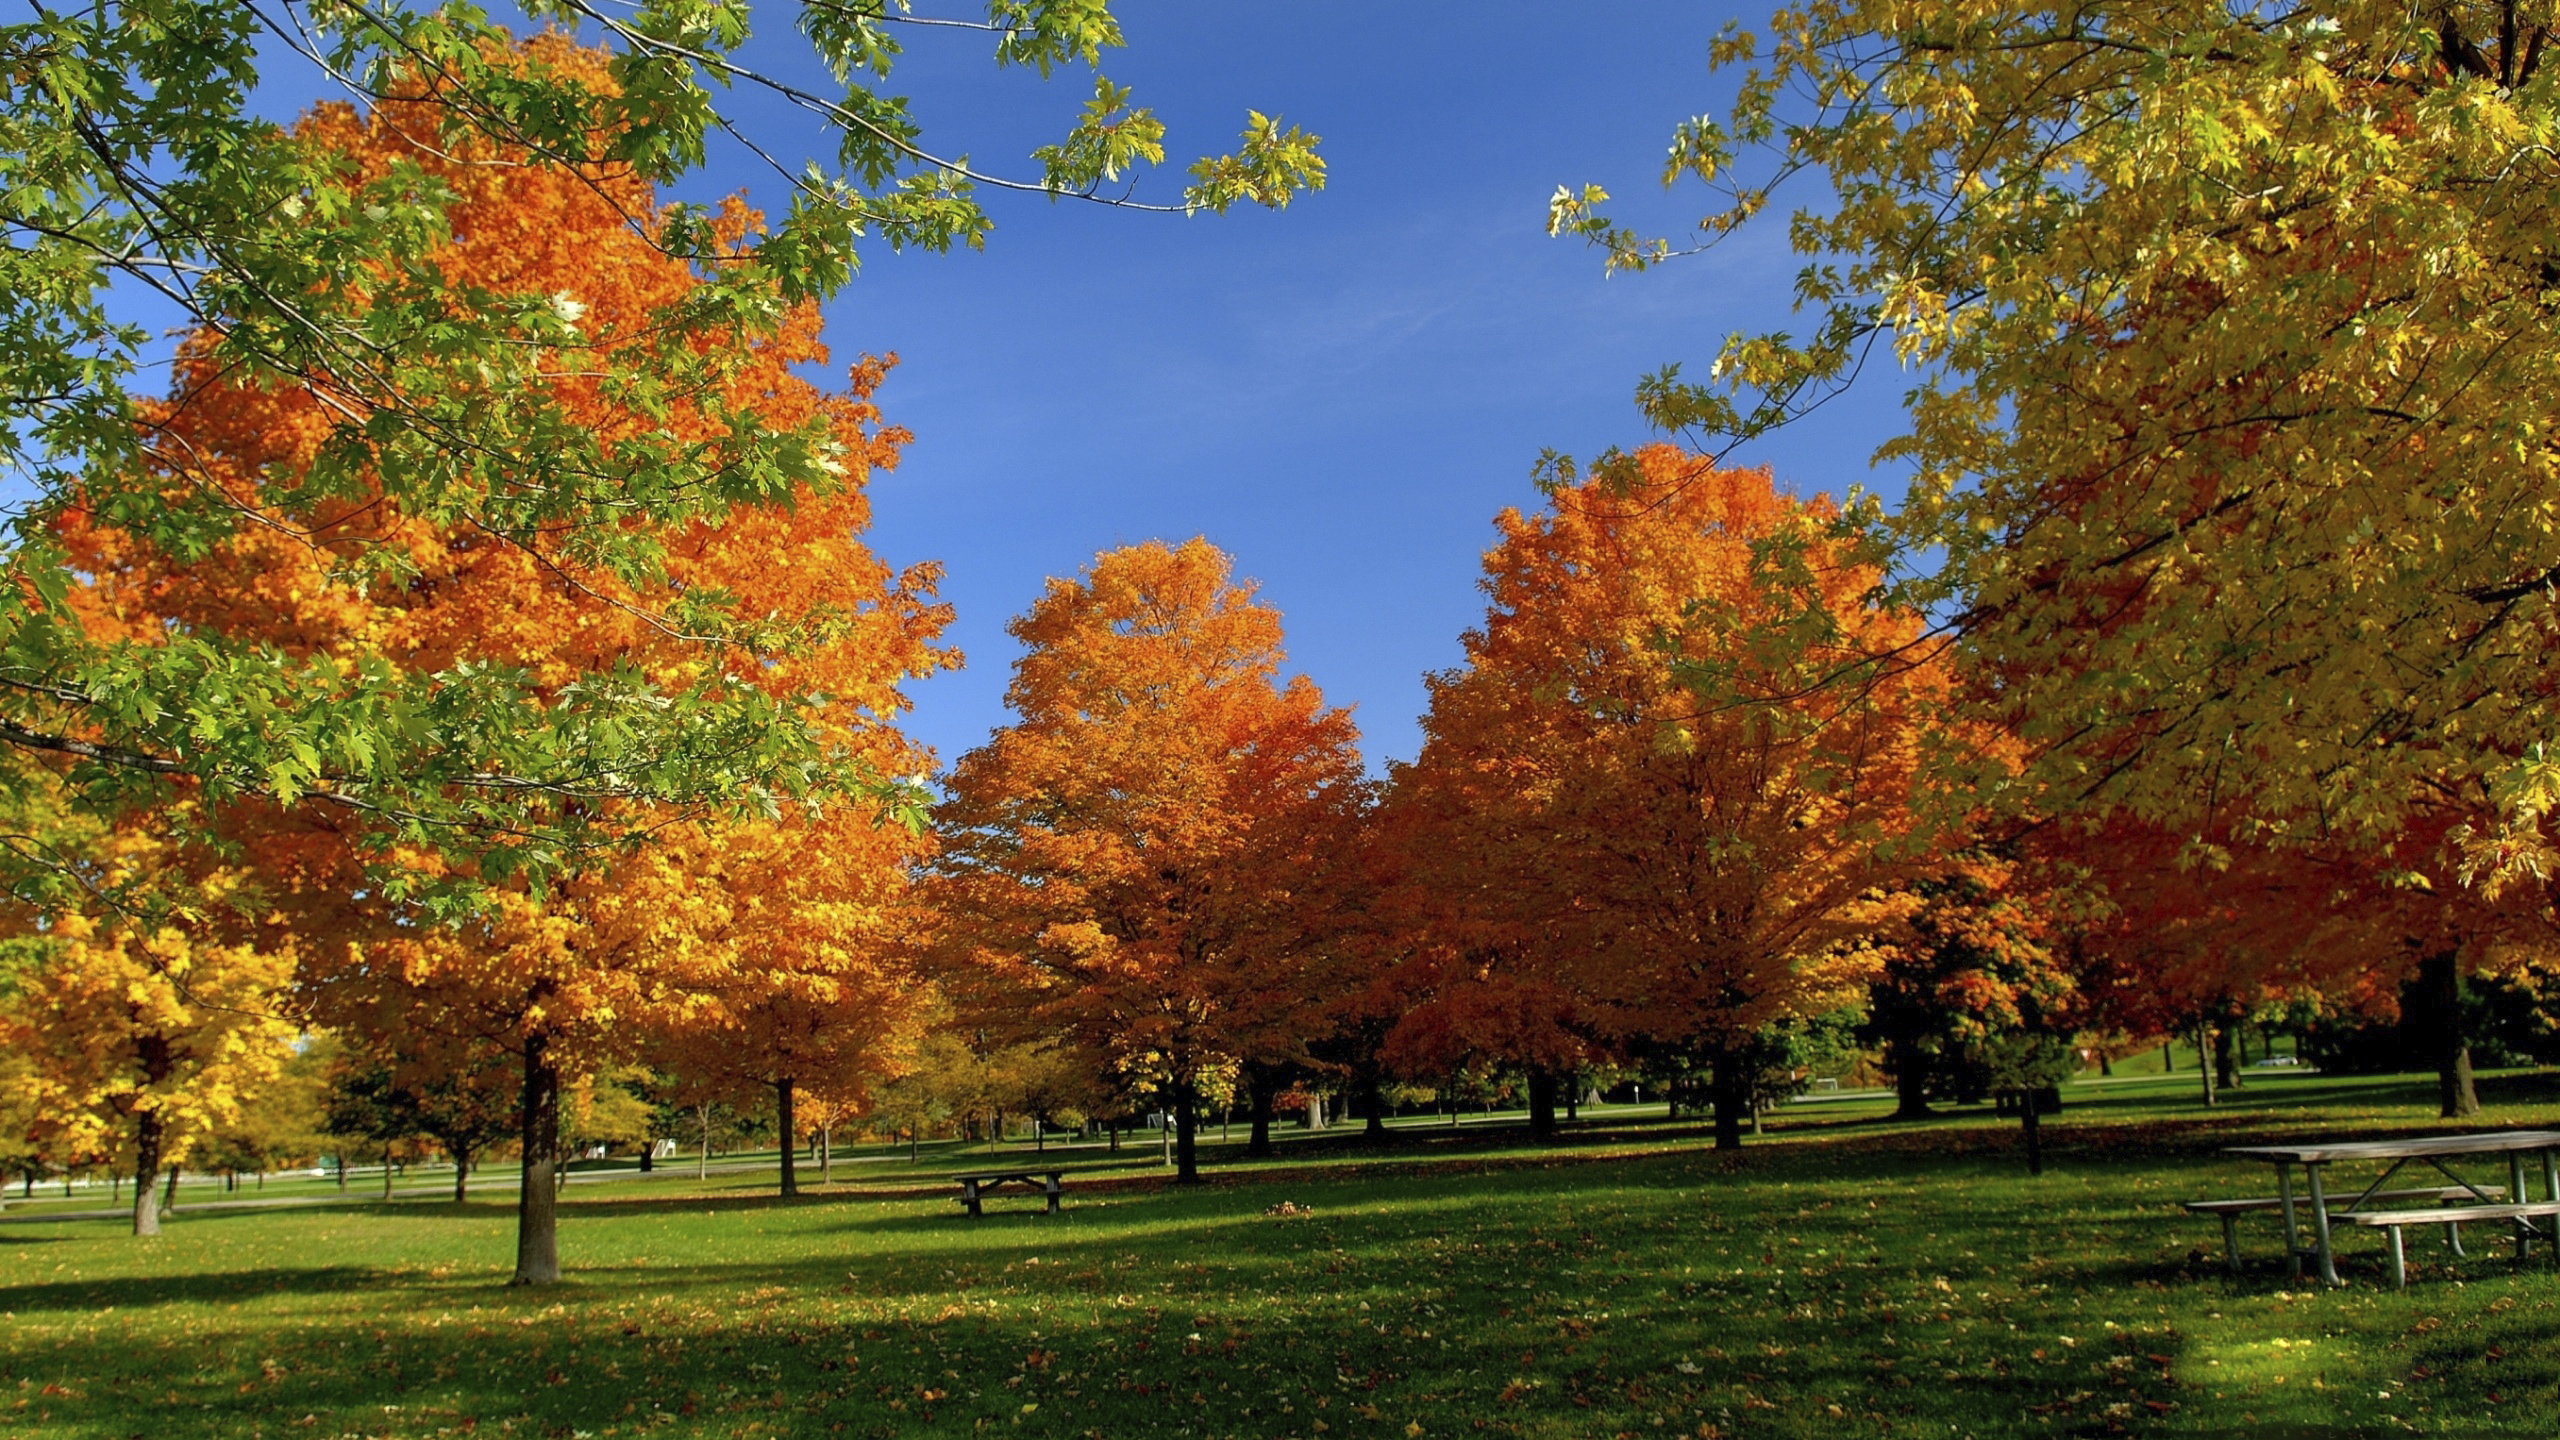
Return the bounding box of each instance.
[2249,1055,2304,1068]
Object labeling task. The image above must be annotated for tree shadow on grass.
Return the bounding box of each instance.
[0,1265,386,1313]
[0,1221,2217,1440]
[14,1095,2550,1438]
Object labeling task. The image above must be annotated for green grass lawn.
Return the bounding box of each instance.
[5,1070,2556,1439]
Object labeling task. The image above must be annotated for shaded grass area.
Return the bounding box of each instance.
[4,1072,2557,1438]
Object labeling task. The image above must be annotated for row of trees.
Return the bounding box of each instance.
[923,452,2553,1185]
[9,0,2560,1289]
[0,0,1319,1288]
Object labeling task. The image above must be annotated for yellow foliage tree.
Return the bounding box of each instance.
[0,826,299,1234]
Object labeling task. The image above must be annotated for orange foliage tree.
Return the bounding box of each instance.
[935,539,1366,1182]
[2053,819,2554,1113]
[620,811,939,1197]
[53,47,954,1280]
[1384,449,1938,1146]
[1864,853,2082,1122]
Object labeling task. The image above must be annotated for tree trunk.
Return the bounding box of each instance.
[1563,1075,1580,1124]
[1173,1082,1200,1184]
[639,1140,654,1174]
[2098,1049,2113,1078]
[820,1125,832,1184]
[131,1109,165,1237]
[163,1165,180,1215]
[2021,1095,2043,1177]
[382,1146,396,1200]
[2194,1022,2218,1108]
[911,1128,921,1162]
[512,1029,564,1286]
[2214,1014,2243,1091]
[131,1030,177,1235]
[1361,1071,1389,1139]
[2414,948,2482,1118]
[1710,1050,1747,1151]
[1527,1068,1559,1140]
[1890,1039,1933,1120]
[698,1104,712,1180]
[1247,1073,1277,1157]
[452,1143,473,1203]
[776,1078,799,1198]
[2160,1041,2173,1072]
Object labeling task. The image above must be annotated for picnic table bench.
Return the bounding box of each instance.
[2343,1201,2560,1288]
[2182,1187,2501,1273]
[2202,1129,2560,1287]
[953,1169,1064,1218]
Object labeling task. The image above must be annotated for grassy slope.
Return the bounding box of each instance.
[3,1070,2556,1439]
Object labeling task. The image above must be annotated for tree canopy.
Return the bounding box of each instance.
[1385,449,1939,1145]
[935,538,1366,1182]
[1553,0,2560,880]
[0,0,1319,887]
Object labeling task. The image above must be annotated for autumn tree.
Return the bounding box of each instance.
[53,50,956,1280]
[1865,856,2079,1122]
[1384,450,1935,1147]
[622,811,938,1197]
[936,539,1366,1183]
[0,0,1318,881]
[198,1039,335,1189]
[0,820,299,1235]
[2055,822,2548,1112]
[1555,1,2560,1114]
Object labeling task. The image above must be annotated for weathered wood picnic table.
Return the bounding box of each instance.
[952,1169,1065,1217]
[2215,1130,2560,1287]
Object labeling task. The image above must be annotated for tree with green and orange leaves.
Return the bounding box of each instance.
[1558,1,2560,1119]
[1385,448,1940,1146]
[1864,853,2081,1123]
[52,44,955,1280]
[1,0,1317,877]
[936,539,1366,1183]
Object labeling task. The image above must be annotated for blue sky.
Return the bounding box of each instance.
[732,2,1918,773]
[276,3,1916,774]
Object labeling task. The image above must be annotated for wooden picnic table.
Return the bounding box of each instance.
[953,1169,1064,1218]
[2221,1130,2560,1286]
